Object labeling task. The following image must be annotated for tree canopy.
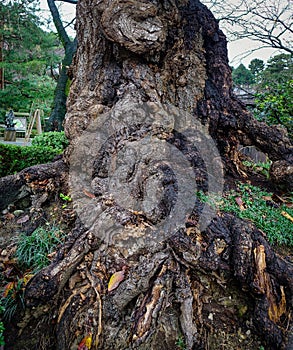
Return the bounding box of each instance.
[0,0,63,117]
[232,63,254,85]
[232,53,293,137]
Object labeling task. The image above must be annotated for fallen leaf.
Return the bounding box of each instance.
[3,281,16,297]
[272,193,286,203]
[5,213,14,220]
[235,197,245,210]
[0,249,8,256]
[69,272,82,289]
[83,189,96,199]
[17,215,30,224]
[80,292,86,301]
[108,269,125,292]
[78,334,92,350]
[23,273,34,285]
[47,251,57,259]
[281,211,293,223]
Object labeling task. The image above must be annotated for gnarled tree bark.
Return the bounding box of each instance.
[1,0,292,349]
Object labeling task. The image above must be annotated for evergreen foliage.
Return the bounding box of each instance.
[232,63,254,85]
[260,54,293,87]
[248,58,264,83]
[0,0,63,118]
[233,54,293,137]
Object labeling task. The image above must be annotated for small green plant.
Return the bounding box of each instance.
[259,346,265,350]
[0,301,5,346]
[32,131,69,151]
[198,183,293,246]
[1,278,25,322]
[242,160,272,179]
[60,193,72,208]
[176,335,186,350]
[15,224,65,272]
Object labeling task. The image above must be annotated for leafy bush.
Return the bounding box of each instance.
[32,131,69,151]
[0,143,59,177]
[16,224,65,272]
[254,80,293,138]
[198,183,293,247]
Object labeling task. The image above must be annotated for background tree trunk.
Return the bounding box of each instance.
[47,38,77,131]
[3,0,292,349]
[47,0,77,131]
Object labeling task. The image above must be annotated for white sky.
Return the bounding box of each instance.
[39,0,280,68]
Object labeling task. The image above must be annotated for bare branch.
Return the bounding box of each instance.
[55,0,78,4]
[202,0,292,55]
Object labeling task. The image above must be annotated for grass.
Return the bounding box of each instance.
[15,224,65,272]
[0,224,65,324]
[197,182,293,247]
[176,335,186,350]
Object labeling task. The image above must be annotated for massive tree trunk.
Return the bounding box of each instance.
[1,0,292,349]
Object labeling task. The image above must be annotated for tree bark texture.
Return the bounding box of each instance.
[2,0,293,349]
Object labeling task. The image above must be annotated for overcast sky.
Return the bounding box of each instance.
[39,0,280,68]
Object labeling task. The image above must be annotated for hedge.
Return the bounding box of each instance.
[0,144,60,177]
[31,131,69,151]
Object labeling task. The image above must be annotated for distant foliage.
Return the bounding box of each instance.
[0,1,63,117]
[0,144,59,177]
[232,63,254,85]
[254,80,293,138]
[32,131,69,151]
[248,58,264,84]
[259,54,293,87]
[232,54,293,138]
[0,76,56,121]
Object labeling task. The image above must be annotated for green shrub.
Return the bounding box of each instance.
[0,143,59,177]
[254,80,293,139]
[32,131,68,151]
[16,224,65,272]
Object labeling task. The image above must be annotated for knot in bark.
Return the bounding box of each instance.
[101,0,166,55]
